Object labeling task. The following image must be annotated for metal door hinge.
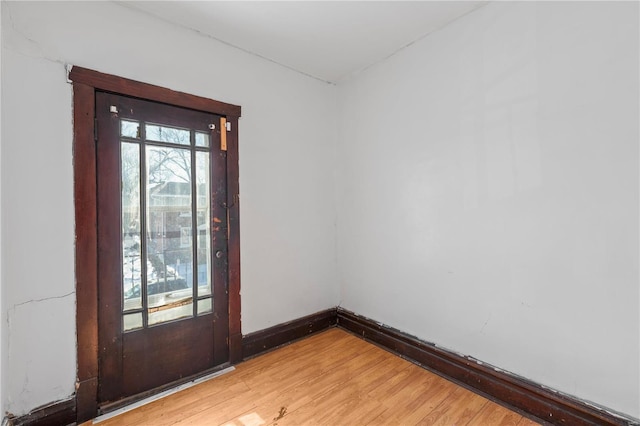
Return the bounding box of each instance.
[225,121,231,132]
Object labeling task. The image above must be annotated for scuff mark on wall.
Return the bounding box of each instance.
[479,314,492,334]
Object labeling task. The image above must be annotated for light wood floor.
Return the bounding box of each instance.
[88,328,541,425]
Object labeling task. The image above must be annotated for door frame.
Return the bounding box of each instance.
[71,66,242,423]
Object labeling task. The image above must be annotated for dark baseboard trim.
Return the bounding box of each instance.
[9,398,76,426]
[242,308,337,359]
[337,308,637,426]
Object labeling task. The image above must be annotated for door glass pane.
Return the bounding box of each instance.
[196,152,212,297]
[148,294,194,326]
[146,146,194,325]
[195,132,210,147]
[197,298,212,315]
[121,120,140,139]
[123,312,143,331]
[122,142,142,310]
[146,124,190,145]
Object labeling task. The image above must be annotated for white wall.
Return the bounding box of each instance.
[0,1,338,417]
[338,1,639,419]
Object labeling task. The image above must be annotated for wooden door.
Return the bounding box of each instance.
[96,92,229,404]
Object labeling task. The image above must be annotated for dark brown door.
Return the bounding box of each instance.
[96,92,229,403]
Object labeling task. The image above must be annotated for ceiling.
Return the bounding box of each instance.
[120,1,488,84]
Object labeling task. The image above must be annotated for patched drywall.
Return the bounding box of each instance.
[1,1,338,416]
[337,1,639,419]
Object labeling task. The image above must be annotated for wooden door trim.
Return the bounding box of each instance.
[71,67,242,423]
[69,67,241,117]
[74,81,99,422]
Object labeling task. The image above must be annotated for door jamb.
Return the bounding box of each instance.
[71,66,242,423]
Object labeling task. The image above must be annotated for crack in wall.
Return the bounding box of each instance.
[9,291,74,312]
[6,291,75,363]
[5,291,74,412]
[2,2,67,68]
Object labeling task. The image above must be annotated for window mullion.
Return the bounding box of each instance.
[190,131,198,317]
[140,123,149,328]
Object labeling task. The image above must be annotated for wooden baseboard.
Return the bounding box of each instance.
[9,398,76,426]
[337,308,637,426]
[242,308,337,359]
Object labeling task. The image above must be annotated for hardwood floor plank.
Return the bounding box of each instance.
[369,372,459,425]
[97,379,250,426]
[86,328,541,426]
[418,387,489,425]
[467,401,523,425]
[518,416,546,425]
[265,343,393,425]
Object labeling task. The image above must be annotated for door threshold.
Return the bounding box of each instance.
[92,366,235,423]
